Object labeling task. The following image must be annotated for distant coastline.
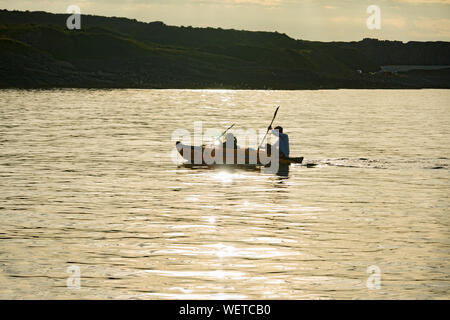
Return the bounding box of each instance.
[1,9,450,90]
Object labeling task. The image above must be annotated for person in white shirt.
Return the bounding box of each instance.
[268,125,290,158]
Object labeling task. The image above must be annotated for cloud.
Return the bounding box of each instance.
[227,0,282,4]
[330,16,364,24]
[330,15,407,29]
[195,0,284,6]
[412,17,450,36]
[383,17,407,29]
[395,0,450,4]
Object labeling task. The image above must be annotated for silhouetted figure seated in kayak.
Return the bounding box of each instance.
[268,125,290,159]
[222,132,238,149]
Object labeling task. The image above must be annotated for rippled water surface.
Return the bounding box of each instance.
[0,89,449,299]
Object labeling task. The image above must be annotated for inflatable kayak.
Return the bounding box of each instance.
[175,141,303,166]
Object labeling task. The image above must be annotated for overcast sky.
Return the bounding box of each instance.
[1,0,449,41]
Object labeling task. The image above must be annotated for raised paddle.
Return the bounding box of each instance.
[258,106,280,149]
[209,123,235,147]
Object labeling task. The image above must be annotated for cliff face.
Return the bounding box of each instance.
[1,9,449,89]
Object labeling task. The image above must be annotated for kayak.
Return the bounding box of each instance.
[175,141,303,166]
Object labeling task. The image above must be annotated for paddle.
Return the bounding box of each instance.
[210,123,235,146]
[258,106,280,149]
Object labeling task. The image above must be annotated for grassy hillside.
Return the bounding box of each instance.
[0,9,449,89]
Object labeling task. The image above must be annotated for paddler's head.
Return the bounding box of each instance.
[274,126,283,134]
[225,132,235,142]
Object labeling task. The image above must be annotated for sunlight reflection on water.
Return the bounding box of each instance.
[0,89,449,299]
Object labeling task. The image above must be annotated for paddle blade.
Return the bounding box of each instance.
[273,106,280,118]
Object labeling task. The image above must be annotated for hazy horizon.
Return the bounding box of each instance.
[1,0,449,42]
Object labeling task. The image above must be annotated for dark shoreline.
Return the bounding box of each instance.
[1,85,449,90]
[1,9,449,90]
